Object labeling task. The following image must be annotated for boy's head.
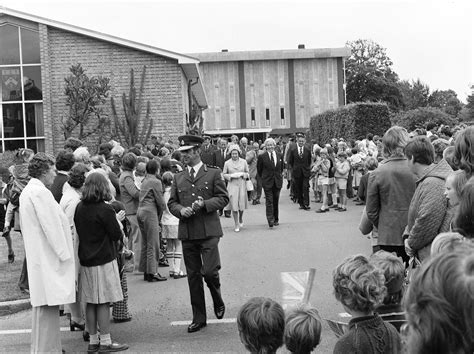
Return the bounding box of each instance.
[365,157,378,171]
[370,251,405,305]
[284,304,322,354]
[237,297,285,354]
[333,254,386,315]
[135,162,146,177]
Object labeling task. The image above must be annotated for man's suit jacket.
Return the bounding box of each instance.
[257,151,284,189]
[288,145,312,178]
[200,144,216,166]
[168,164,229,241]
[213,149,229,170]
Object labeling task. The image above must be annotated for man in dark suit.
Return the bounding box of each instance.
[168,135,229,333]
[257,137,284,228]
[200,135,216,166]
[213,138,231,217]
[288,133,312,210]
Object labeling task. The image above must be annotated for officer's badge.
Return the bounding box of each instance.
[180,139,185,146]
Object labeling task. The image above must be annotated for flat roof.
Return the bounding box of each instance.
[188,47,351,63]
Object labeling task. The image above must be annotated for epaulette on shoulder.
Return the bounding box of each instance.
[206,164,219,169]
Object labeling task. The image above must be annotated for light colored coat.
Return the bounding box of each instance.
[19,178,75,307]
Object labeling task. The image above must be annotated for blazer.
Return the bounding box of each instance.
[288,145,312,178]
[366,157,416,246]
[212,149,229,170]
[257,151,284,189]
[168,164,229,241]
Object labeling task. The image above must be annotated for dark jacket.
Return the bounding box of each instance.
[288,145,312,178]
[366,157,417,246]
[74,201,123,267]
[168,164,229,241]
[50,172,69,203]
[333,314,401,354]
[200,144,217,166]
[213,148,229,170]
[257,151,284,189]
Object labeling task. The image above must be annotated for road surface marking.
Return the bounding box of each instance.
[170,318,236,326]
[0,327,70,335]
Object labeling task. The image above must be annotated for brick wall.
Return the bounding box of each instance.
[41,26,186,154]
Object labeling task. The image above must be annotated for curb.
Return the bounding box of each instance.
[0,299,31,317]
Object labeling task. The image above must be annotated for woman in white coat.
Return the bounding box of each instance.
[19,153,75,353]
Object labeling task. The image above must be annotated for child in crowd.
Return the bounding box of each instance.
[332,254,401,353]
[237,297,285,354]
[74,173,128,352]
[430,232,464,256]
[442,170,468,231]
[133,161,146,189]
[284,304,322,354]
[349,147,364,199]
[314,148,331,213]
[334,151,351,211]
[161,171,186,279]
[403,245,474,354]
[370,251,406,331]
[357,157,378,205]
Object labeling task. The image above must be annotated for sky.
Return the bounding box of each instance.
[1,0,473,102]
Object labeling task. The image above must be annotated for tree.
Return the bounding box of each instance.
[428,89,463,117]
[392,107,458,132]
[466,92,474,121]
[345,39,404,111]
[111,66,153,148]
[61,64,111,140]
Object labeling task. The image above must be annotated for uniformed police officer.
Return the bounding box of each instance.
[168,135,229,333]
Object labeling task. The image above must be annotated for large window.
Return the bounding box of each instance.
[0,24,44,152]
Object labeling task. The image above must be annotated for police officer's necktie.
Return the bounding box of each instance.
[190,167,195,181]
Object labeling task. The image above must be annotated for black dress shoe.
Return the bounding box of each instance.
[274,221,279,226]
[214,305,225,319]
[268,223,274,228]
[146,273,167,282]
[187,322,207,333]
[303,206,311,210]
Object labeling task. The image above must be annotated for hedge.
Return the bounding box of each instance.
[391,107,459,132]
[309,102,391,144]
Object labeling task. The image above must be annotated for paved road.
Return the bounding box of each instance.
[0,188,371,353]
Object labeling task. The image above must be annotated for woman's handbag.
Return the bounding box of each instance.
[245,179,254,191]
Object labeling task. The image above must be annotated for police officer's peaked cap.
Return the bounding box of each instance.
[203,135,211,140]
[177,135,204,151]
[295,132,305,138]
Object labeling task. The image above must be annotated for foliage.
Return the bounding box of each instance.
[345,39,404,112]
[392,107,459,132]
[398,79,430,110]
[427,89,463,117]
[466,93,474,121]
[61,64,111,140]
[309,102,391,144]
[111,66,154,148]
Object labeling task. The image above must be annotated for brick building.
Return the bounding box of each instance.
[191,46,350,141]
[0,7,207,154]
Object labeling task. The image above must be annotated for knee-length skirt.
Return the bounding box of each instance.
[79,260,123,304]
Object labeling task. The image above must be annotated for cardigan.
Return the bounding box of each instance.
[74,201,122,267]
[333,314,401,354]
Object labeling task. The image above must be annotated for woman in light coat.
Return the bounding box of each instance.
[19,153,75,353]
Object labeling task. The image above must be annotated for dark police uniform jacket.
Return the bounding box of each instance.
[168,164,229,241]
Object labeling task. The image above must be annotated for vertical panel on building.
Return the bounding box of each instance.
[312,59,320,116]
[278,60,285,126]
[320,59,328,111]
[337,57,345,106]
[238,61,246,129]
[228,62,236,128]
[263,61,270,127]
[288,59,296,131]
[328,59,335,109]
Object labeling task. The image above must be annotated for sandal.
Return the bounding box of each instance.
[8,251,15,263]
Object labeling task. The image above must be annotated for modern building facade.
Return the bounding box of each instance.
[191,47,350,139]
[0,7,207,154]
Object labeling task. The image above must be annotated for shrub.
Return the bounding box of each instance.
[392,107,459,132]
[309,102,391,144]
[0,150,17,169]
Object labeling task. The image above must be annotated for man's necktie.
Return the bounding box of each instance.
[190,167,195,180]
[299,148,303,158]
[270,153,275,166]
